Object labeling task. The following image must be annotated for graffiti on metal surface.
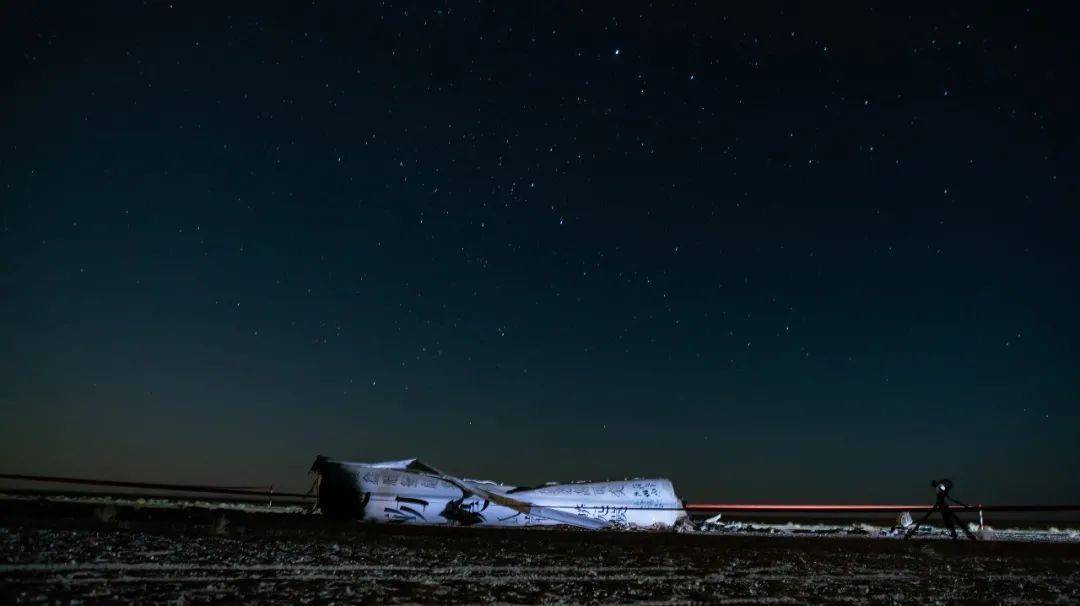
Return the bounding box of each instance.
[312,457,686,530]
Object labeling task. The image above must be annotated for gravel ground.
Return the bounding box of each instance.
[2,497,1079,604]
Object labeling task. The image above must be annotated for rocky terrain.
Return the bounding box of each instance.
[2,496,1079,604]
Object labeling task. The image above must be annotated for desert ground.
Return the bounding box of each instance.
[2,495,1079,604]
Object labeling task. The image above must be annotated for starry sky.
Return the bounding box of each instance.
[2,3,1077,504]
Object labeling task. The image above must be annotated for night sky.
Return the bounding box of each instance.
[2,3,1078,504]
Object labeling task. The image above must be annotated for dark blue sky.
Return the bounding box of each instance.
[2,2,1077,503]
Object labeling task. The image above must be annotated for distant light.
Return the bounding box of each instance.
[614,48,620,56]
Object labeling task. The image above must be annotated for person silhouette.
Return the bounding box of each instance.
[903,478,978,540]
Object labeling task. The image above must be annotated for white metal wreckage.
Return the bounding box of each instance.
[310,457,686,530]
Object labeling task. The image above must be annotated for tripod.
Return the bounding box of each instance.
[903,478,978,541]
